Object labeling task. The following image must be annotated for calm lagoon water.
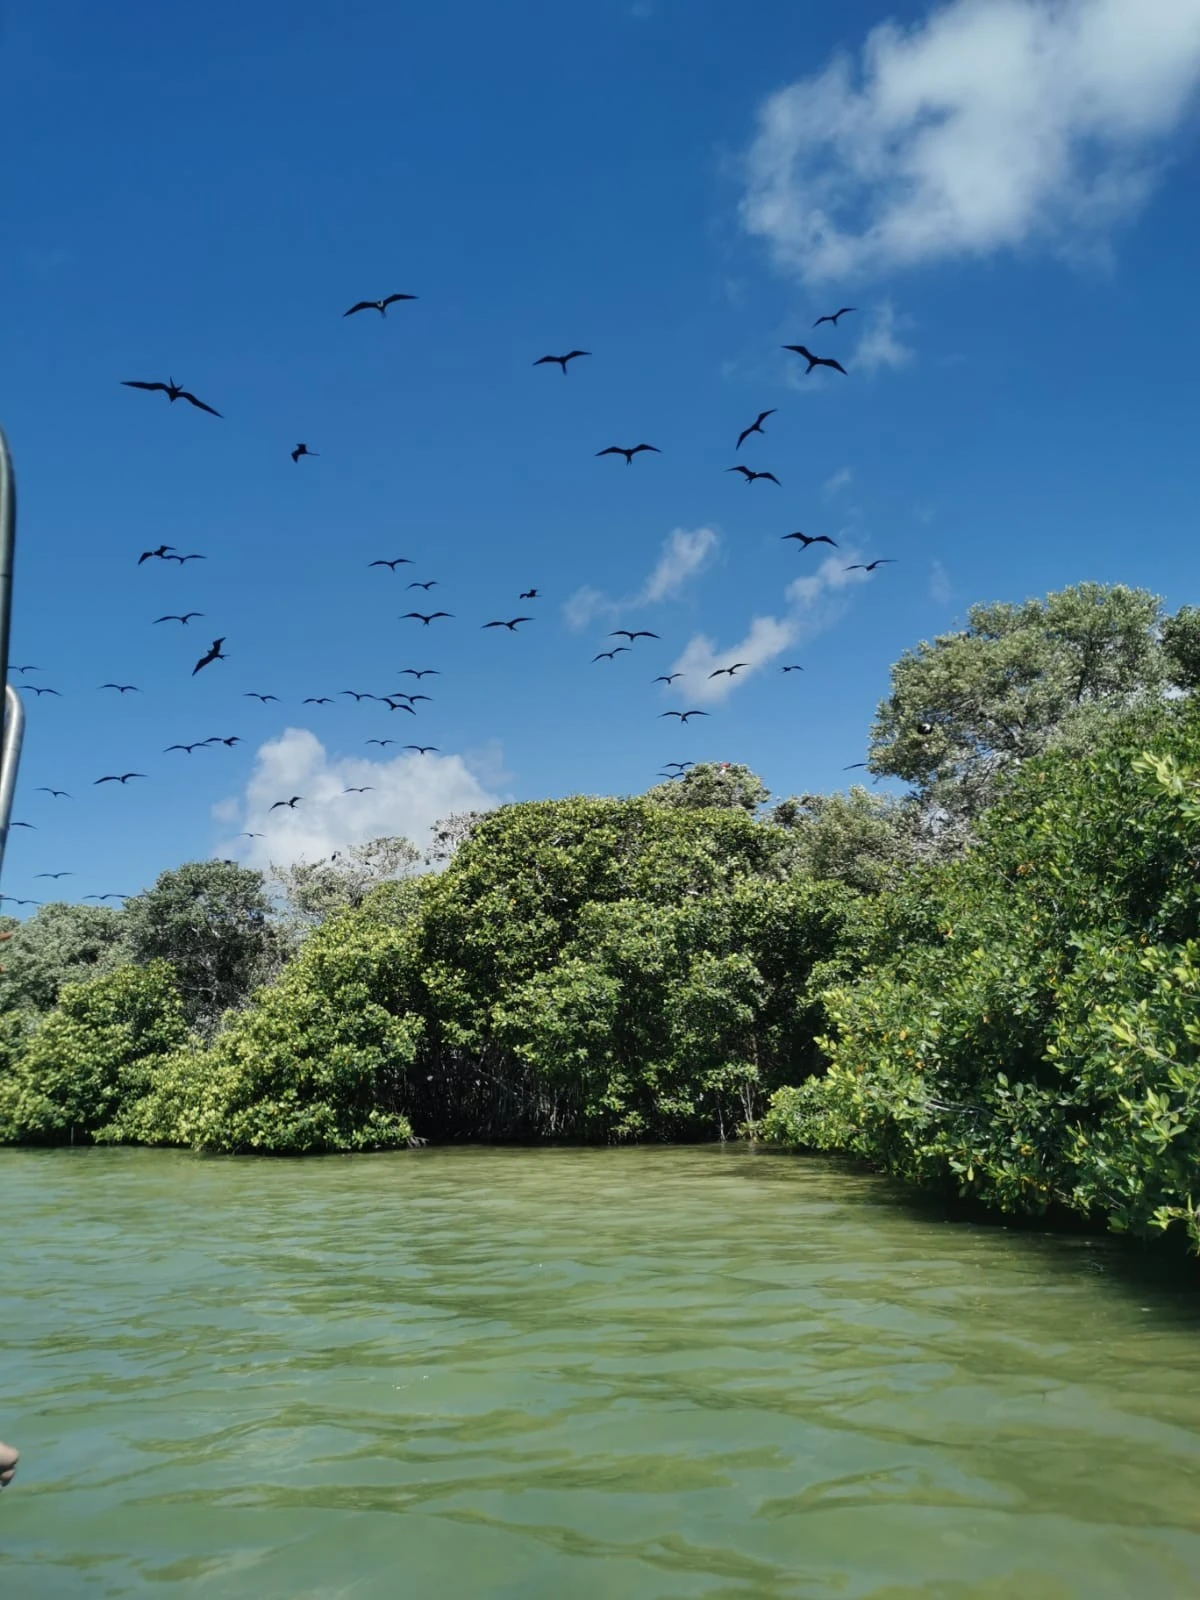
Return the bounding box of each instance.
[2,1144,1200,1598]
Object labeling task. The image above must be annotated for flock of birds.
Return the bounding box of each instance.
[3,296,893,912]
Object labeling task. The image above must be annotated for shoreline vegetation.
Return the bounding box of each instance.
[5,582,1200,1253]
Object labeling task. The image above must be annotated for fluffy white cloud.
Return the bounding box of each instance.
[740,0,1200,283]
[563,526,719,630]
[852,302,915,373]
[640,527,720,603]
[668,545,875,702]
[822,466,853,499]
[670,615,799,705]
[213,728,506,869]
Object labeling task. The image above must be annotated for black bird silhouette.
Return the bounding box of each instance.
[269,796,303,809]
[154,612,204,625]
[660,710,709,723]
[483,617,533,630]
[845,559,896,573]
[138,544,174,565]
[783,345,848,375]
[369,558,412,570]
[813,307,855,327]
[239,832,264,839]
[165,552,206,564]
[344,293,417,317]
[653,673,683,685]
[382,699,417,714]
[291,443,318,462]
[390,691,431,703]
[781,664,805,673]
[83,893,130,901]
[843,762,868,770]
[302,697,335,705]
[35,787,70,798]
[202,736,241,747]
[709,663,748,679]
[534,350,590,373]
[400,612,453,625]
[783,532,838,548]
[192,638,226,675]
[341,690,381,702]
[100,683,140,693]
[8,821,35,828]
[596,444,660,464]
[405,745,439,754]
[366,738,397,747]
[727,465,780,485]
[14,665,40,674]
[610,630,660,641]
[343,786,374,794]
[244,692,280,702]
[94,773,145,784]
[35,871,74,879]
[399,668,440,678]
[519,588,540,600]
[736,410,775,450]
[0,897,40,906]
[165,742,206,755]
[407,580,438,591]
[662,761,694,772]
[593,648,630,662]
[26,686,61,697]
[122,378,221,416]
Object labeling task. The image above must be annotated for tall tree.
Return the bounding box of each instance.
[271,836,421,932]
[122,861,282,1028]
[0,901,131,1016]
[868,583,1169,819]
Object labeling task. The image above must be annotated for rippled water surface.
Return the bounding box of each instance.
[3,1145,1200,1597]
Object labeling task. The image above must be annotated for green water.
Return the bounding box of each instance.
[2,1147,1200,1598]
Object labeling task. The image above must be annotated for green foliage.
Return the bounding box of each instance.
[0,901,130,1016]
[645,762,770,814]
[868,582,1168,819]
[768,787,958,893]
[122,860,283,1028]
[762,695,1200,1247]
[271,835,421,933]
[409,794,857,1140]
[1161,605,1200,691]
[113,905,421,1154]
[0,963,188,1145]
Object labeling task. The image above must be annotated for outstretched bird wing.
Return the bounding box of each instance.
[179,390,222,416]
[122,380,169,394]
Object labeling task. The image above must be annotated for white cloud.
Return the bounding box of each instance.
[852,302,915,373]
[740,0,1200,283]
[640,527,719,603]
[822,466,853,499]
[670,616,799,705]
[563,585,612,631]
[563,526,719,630]
[668,545,875,702]
[930,559,955,602]
[213,728,505,869]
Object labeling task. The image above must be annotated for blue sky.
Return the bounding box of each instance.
[2,0,1199,904]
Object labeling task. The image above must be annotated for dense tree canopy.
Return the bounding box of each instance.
[868,583,1177,819]
[122,860,283,1027]
[0,901,130,1016]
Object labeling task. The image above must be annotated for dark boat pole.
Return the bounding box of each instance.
[0,427,23,886]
